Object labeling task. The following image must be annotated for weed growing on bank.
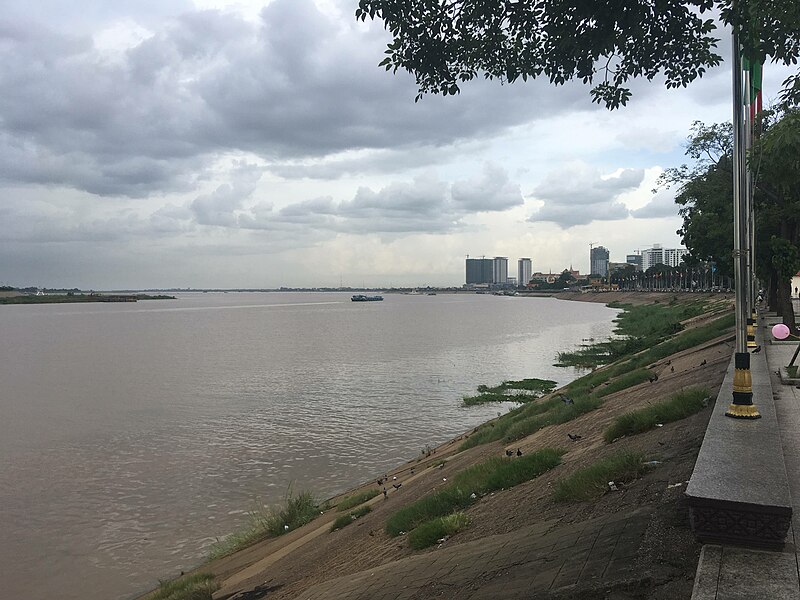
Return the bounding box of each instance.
[150,573,218,600]
[330,505,372,532]
[553,452,650,501]
[556,300,714,369]
[463,378,557,406]
[208,488,318,559]
[408,513,470,549]
[336,489,380,511]
[386,448,564,537]
[604,387,710,442]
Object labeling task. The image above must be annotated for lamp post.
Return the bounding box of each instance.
[726,30,760,419]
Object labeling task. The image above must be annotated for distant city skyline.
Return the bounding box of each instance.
[0,0,793,289]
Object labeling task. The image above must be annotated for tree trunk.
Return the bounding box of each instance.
[769,272,779,314]
[779,278,798,335]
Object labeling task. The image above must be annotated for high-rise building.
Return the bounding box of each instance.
[664,248,689,267]
[466,257,493,284]
[640,244,687,269]
[626,254,643,271]
[492,257,508,284]
[642,244,664,270]
[518,258,532,287]
[590,246,610,277]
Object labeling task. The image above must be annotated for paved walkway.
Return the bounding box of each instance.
[692,311,800,600]
[295,508,652,600]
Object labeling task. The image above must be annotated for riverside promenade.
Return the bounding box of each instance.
[690,304,800,600]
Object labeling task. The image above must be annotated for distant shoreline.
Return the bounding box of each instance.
[0,293,176,305]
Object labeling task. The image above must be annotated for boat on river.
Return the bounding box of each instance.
[351,294,384,302]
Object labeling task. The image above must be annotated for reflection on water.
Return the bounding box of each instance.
[0,292,618,599]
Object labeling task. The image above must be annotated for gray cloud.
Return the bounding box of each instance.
[0,0,600,198]
[451,163,524,212]
[630,189,680,219]
[528,164,643,227]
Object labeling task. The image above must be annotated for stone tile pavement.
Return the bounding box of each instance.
[295,508,653,600]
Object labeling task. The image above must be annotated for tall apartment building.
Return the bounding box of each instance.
[626,254,643,271]
[641,244,688,269]
[590,246,610,277]
[492,257,508,284]
[466,257,494,284]
[518,258,532,287]
[642,244,664,270]
[664,247,689,267]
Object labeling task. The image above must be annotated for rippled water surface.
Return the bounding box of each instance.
[0,292,618,599]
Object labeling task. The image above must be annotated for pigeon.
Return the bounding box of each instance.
[700,359,707,366]
[567,433,582,441]
[648,372,659,383]
[383,487,387,498]
[752,346,761,353]
[666,360,671,366]
[670,366,675,372]
[392,483,402,490]
[516,449,522,456]
[505,450,514,457]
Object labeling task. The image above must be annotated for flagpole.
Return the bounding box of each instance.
[727,30,760,419]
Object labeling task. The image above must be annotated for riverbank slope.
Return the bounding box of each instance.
[142,291,734,600]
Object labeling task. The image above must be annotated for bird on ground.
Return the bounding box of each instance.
[671,366,675,373]
[752,346,761,353]
[648,373,659,383]
[700,359,707,366]
[567,433,582,441]
[560,394,574,405]
[377,478,384,486]
[392,483,402,490]
[505,450,514,457]
[516,449,523,456]
[666,360,671,366]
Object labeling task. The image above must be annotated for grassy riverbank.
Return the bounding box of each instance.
[140,291,734,600]
[0,292,175,304]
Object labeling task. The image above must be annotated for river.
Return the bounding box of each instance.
[0,292,618,599]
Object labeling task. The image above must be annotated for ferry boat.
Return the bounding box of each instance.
[351,294,384,302]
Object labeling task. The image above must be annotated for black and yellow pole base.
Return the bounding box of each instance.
[726,352,761,419]
[746,314,757,350]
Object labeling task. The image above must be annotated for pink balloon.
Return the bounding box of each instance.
[772,323,791,340]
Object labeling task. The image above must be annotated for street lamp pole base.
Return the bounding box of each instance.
[725,352,761,419]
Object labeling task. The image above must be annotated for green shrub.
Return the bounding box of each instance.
[337,489,379,511]
[408,513,470,550]
[386,448,564,536]
[151,573,218,600]
[553,452,650,501]
[604,387,710,442]
[208,487,318,559]
[330,505,372,532]
[594,368,653,397]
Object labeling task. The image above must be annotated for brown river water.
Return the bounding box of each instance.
[0,292,618,599]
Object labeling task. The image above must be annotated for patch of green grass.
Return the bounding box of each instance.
[556,300,717,368]
[386,448,564,536]
[503,396,603,442]
[465,378,557,406]
[553,452,650,502]
[408,513,470,550]
[594,368,653,398]
[150,573,218,600]
[336,489,380,511]
[208,488,319,559]
[604,387,710,442]
[330,505,372,532]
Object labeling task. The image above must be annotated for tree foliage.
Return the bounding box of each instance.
[356,0,800,108]
[662,111,800,328]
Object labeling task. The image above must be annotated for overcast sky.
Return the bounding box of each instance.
[0,0,793,289]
